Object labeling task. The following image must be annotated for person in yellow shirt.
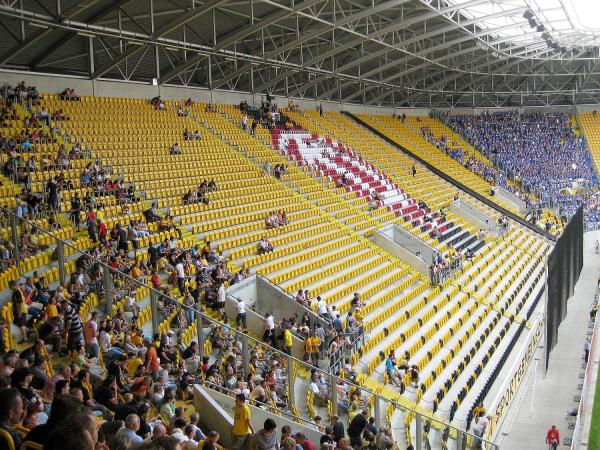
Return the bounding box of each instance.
[126,351,144,377]
[282,326,293,355]
[44,296,59,319]
[310,333,321,367]
[232,394,254,449]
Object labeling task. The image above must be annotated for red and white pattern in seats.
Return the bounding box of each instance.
[273,129,440,225]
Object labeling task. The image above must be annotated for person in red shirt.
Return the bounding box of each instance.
[98,219,107,244]
[150,270,171,295]
[295,432,316,450]
[546,425,559,449]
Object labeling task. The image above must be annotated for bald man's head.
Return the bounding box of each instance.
[152,423,167,439]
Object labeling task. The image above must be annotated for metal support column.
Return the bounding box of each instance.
[88,36,95,76]
[103,268,113,315]
[196,314,204,362]
[242,334,249,379]
[456,429,464,450]
[149,289,159,336]
[56,239,66,285]
[329,373,338,417]
[373,395,381,428]
[287,355,295,407]
[10,213,19,269]
[415,414,422,450]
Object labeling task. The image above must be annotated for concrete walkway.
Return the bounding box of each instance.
[499,231,600,450]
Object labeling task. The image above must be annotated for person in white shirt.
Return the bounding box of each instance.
[235,298,247,330]
[175,259,186,295]
[317,296,328,318]
[215,283,226,318]
[170,418,189,442]
[117,414,144,444]
[264,313,275,346]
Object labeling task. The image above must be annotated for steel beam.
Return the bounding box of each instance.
[93,0,228,79]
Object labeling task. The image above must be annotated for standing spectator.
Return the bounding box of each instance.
[584,336,591,363]
[347,409,369,449]
[235,298,247,331]
[546,425,560,450]
[282,324,293,355]
[471,415,491,449]
[264,313,275,347]
[176,258,187,296]
[62,297,83,350]
[83,311,99,358]
[86,208,97,242]
[332,415,345,445]
[232,393,254,450]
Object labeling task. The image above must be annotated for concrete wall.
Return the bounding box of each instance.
[226,275,307,358]
[255,275,324,325]
[450,200,498,236]
[197,384,323,444]
[493,186,527,214]
[371,225,431,275]
[0,69,407,115]
[193,386,235,448]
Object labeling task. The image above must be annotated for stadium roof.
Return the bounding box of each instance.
[1,0,600,107]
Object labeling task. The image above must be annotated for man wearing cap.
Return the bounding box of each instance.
[232,393,254,450]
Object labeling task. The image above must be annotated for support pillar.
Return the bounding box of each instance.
[415,414,422,450]
[329,373,338,417]
[56,239,66,285]
[373,395,381,428]
[149,289,159,336]
[103,268,113,316]
[241,334,249,379]
[10,213,19,269]
[196,315,204,362]
[287,356,295,407]
[456,429,464,450]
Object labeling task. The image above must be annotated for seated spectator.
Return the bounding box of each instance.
[59,88,79,101]
[0,388,24,449]
[144,202,162,223]
[171,143,181,155]
[259,236,274,253]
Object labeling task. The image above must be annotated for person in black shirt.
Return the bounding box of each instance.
[25,395,85,446]
[320,427,335,446]
[136,403,152,439]
[347,409,369,449]
[93,375,117,410]
[107,354,130,393]
[181,342,197,360]
[0,388,24,449]
[70,193,81,227]
[10,368,42,413]
[332,415,345,444]
[113,393,137,421]
[37,316,63,354]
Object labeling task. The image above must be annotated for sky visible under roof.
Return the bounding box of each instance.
[445,0,600,55]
